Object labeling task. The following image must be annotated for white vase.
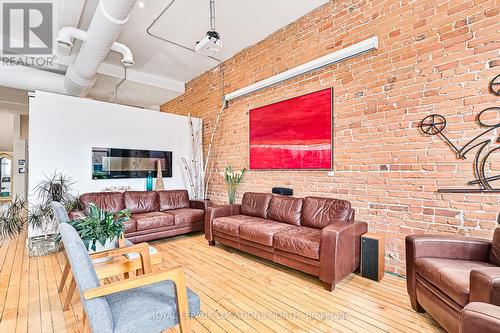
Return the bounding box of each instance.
[88,237,117,263]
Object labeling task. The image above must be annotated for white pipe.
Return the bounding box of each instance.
[56,27,134,66]
[64,0,138,96]
[0,66,65,94]
[224,36,379,102]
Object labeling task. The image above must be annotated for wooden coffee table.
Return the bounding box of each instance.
[94,246,162,279]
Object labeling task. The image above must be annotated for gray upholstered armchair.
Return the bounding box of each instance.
[58,222,200,333]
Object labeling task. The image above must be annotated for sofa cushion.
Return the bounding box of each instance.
[239,221,295,246]
[415,257,496,306]
[241,192,273,219]
[273,226,321,260]
[123,219,137,233]
[132,212,174,231]
[301,197,352,229]
[166,208,204,225]
[124,191,159,214]
[489,228,500,266]
[80,192,125,213]
[158,190,190,211]
[267,195,303,226]
[212,215,268,237]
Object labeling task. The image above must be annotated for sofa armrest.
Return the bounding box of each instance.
[319,220,368,288]
[190,199,213,211]
[470,267,500,306]
[204,204,241,241]
[405,235,491,311]
[460,302,500,333]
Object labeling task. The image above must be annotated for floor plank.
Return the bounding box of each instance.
[0,232,444,332]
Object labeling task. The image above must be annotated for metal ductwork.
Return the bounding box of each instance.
[0,0,137,97]
[64,0,138,96]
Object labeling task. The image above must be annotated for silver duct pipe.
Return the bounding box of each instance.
[64,0,138,96]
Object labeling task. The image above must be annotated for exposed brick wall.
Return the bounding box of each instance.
[161,0,500,275]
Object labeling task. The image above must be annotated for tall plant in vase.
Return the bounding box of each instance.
[224,166,246,204]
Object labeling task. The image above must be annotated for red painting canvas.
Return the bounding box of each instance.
[249,88,333,170]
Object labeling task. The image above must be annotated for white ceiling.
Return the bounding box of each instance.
[0,0,328,109]
[79,0,329,103]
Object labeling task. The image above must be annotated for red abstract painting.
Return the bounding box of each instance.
[249,88,333,170]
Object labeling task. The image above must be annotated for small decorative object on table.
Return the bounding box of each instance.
[64,203,130,263]
[146,171,153,191]
[223,166,246,204]
[155,160,164,190]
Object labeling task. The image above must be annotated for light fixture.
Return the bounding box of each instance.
[138,1,145,9]
[224,36,379,102]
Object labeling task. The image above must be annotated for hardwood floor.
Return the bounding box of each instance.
[0,232,444,333]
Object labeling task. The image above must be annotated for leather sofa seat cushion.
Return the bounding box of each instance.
[267,196,303,226]
[166,208,204,225]
[80,192,125,213]
[123,219,137,233]
[132,212,174,231]
[158,190,190,211]
[273,226,321,260]
[489,228,500,266]
[415,257,496,306]
[124,191,160,214]
[212,215,268,237]
[241,192,273,219]
[239,221,295,246]
[301,197,352,229]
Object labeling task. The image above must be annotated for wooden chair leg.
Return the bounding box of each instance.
[63,278,77,311]
[58,261,71,293]
[82,310,89,333]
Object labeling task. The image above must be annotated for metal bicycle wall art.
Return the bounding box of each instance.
[420,106,500,193]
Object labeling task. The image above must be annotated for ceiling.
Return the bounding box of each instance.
[0,0,328,109]
[78,0,329,105]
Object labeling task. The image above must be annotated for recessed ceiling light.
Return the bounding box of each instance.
[138,1,145,9]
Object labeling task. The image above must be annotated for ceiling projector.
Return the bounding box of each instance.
[195,31,223,55]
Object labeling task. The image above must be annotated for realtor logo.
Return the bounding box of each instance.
[2,2,53,55]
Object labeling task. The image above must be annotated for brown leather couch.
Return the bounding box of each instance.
[205,192,368,291]
[460,302,500,333]
[406,230,500,333]
[70,190,212,243]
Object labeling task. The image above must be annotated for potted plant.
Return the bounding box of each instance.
[0,172,83,256]
[224,166,246,204]
[65,203,130,263]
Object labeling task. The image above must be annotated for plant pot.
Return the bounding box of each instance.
[88,237,117,263]
[27,234,62,257]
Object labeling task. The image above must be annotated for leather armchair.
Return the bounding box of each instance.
[460,302,500,333]
[406,231,500,333]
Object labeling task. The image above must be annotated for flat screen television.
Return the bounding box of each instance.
[92,147,172,179]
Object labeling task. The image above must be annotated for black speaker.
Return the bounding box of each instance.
[361,233,384,282]
[272,187,293,196]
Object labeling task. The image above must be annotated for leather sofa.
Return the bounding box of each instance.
[70,190,212,243]
[205,192,368,291]
[406,229,500,333]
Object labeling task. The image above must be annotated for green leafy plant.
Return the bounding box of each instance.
[65,203,130,251]
[0,195,28,239]
[223,166,246,204]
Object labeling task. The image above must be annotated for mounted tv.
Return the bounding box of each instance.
[92,147,172,179]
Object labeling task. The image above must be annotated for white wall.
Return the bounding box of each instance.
[29,90,201,199]
[0,113,14,151]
